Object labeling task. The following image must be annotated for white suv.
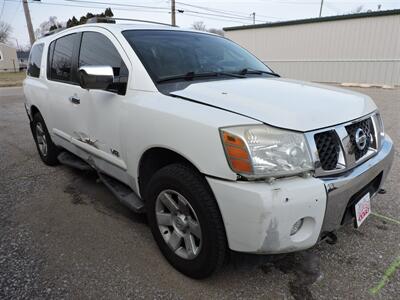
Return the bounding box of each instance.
[24,20,394,278]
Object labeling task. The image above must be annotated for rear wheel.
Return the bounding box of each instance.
[146,163,227,279]
[32,113,60,166]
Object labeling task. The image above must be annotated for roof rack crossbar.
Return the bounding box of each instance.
[86,17,177,27]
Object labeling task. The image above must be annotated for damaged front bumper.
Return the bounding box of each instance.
[207,135,394,254]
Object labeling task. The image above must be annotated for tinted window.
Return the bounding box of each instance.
[47,41,55,79]
[122,30,272,82]
[79,32,128,94]
[50,34,77,82]
[27,44,44,78]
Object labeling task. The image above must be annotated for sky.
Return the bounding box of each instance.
[1,0,400,47]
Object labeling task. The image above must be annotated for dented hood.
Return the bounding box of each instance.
[170,78,377,132]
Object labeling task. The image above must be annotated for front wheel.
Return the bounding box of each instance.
[146,164,227,279]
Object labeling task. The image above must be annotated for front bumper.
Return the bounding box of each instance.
[207,136,394,254]
[320,135,394,233]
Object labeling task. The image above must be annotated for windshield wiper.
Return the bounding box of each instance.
[239,68,280,77]
[156,71,245,83]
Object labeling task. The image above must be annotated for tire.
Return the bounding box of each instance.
[32,112,60,166]
[146,163,227,279]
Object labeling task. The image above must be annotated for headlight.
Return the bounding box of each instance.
[220,125,313,178]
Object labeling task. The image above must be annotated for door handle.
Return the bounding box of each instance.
[69,96,80,105]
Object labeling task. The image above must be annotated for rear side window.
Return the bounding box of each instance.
[79,32,128,94]
[49,34,77,83]
[27,44,44,78]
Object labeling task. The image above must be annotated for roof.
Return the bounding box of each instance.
[224,8,400,31]
[36,22,213,45]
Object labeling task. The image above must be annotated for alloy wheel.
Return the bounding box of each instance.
[35,123,48,157]
[155,189,202,260]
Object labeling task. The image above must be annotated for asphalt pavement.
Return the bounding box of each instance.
[0,86,399,299]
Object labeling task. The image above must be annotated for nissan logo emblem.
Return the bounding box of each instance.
[355,128,368,150]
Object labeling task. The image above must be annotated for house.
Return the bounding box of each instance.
[0,43,20,72]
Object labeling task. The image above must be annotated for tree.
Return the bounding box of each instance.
[191,21,224,36]
[35,16,63,39]
[191,21,207,31]
[66,16,79,28]
[0,21,12,43]
[208,28,225,36]
[66,8,114,28]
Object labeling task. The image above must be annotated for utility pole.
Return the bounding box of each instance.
[319,0,324,17]
[251,12,256,24]
[171,0,176,26]
[22,0,35,45]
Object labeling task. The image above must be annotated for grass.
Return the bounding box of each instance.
[0,71,26,87]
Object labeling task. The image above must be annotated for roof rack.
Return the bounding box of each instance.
[43,27,66,37]
[86,17,177,27]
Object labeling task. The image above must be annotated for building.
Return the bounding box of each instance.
[0,43,20,72]
[224,9,400,86]
[17,50,30,71]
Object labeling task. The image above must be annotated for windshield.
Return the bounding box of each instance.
[122,30,273,82]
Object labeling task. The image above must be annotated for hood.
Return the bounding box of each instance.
[170,78,377,132]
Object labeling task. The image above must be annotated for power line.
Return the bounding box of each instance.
[64,0,269,22]
[4,0,171,14]
[2,0,259,24]
[179,8,267,22]
[176,1,280,19]
[3,0,299,27]
[63,0,170,10]
[182,12,248,24]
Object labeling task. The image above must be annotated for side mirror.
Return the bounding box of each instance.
[78,66,114,90]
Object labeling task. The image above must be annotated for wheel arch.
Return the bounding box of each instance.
[28,105,42,134]
[30,105,41,118]
[138,147,207,198]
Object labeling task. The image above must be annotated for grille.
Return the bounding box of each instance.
[314,130,340,170]
[345,118,374,160]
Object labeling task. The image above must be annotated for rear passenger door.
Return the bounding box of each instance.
[77,30,129,170]
[46,33,89,144]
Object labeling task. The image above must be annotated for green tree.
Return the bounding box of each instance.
[66,8,114,28]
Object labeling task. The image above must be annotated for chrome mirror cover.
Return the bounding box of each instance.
[78,65,114,90]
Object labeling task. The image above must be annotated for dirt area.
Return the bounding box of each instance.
[0,72,26,87]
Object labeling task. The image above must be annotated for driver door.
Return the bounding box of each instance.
[76,30,129,172]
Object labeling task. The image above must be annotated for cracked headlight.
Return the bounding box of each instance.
[220,125,313,178]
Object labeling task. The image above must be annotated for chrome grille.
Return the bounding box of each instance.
[345,118,375,160]
[305,112,381,177]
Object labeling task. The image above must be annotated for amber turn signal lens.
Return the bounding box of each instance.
[230,158,252,173]
[222,132,246,147]
[226,145,249,160]
[221,130,253,174]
